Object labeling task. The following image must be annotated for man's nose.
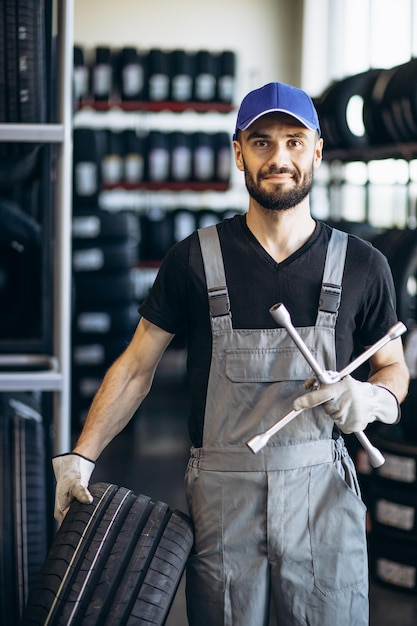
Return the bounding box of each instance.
[267,143,290,168]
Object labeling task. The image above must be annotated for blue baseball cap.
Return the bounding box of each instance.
[233,82,321,140]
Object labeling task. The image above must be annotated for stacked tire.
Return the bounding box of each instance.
[372,228,417,443]
[20,482,194,625]
[372,229,417,333]
[74,127,232,191]
[0,2,53,623]
[0,0,53,354]
[0,0,48,186]
[74,45,236,107]
[0,198,43,345]
[314,69,382,151]
[368,425,417,593]
[359,228,417,592]
[0,393,47,624]
[314,58,417,152]
[71,207,140,430]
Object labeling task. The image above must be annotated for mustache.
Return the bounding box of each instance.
[260,166,299,180]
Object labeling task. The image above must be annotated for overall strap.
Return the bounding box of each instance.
[316,228,348,329]
[198,225,232,330]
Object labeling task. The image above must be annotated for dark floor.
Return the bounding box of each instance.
[88,349,417,626]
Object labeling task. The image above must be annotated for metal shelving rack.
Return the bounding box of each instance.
[0,0,73,454]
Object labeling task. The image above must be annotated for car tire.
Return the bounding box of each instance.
[20,482,194,625]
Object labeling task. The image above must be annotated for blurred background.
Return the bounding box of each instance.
[2,1,417,623]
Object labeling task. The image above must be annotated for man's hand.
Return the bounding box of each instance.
[293,375,399,434]
[52,453,95,523]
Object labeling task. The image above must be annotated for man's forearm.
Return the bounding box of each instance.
[73,356,152,461]
[368,361,409,407]
[366,336,409,408]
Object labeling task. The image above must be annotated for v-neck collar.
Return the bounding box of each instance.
[239,215,322,269]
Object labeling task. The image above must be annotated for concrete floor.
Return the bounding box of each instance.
[88,350,417,626]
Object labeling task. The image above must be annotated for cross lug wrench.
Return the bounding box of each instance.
[246,303,406,468]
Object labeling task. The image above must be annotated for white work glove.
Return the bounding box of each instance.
[293,375,399,434]
[52,452,95,523]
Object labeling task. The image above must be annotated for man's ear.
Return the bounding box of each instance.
[313,137,324,170]
[233,139,245,172]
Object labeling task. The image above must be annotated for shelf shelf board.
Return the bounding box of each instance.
[103,181,230,192]
[78,100,234,114]
[324,142,417,163]
[0,371,63,391]
[0,123,65,142]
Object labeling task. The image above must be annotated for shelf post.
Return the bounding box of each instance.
[53,0,74,454]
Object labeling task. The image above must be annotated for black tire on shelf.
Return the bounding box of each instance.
[323,219,381,242]
[73,128,103,207]
[372,424,417,489]
[72,337,134,369]
[313,83,342,151]
[72,366,105,404]
[4,0,18,124]
[0,0,45,183]
[371,229,417,331]
[369,478,417,538]
[387,229,417,330]
[368,424,417,595]
[400,378,417,442]
[362,66,400,146]
[72,208,140,242]
[407,60,417,137]
[13,397,48,611]
[16,0,46,124]
[74,270,136,305]
[0,0,7,122]
[375,61,411,144]
[383,59,417,143]
[20,482,194,626]
[314,69,381,151]
[369,227,405,260]
[0,397,15,624]
[72,241,138,273]
[319,69,382,150]
[139,209,175,262]
[369,528,417,594]
[0,198,42,338]
[0,145,43,190]
[0,393,47,625]
[72,302,139,339]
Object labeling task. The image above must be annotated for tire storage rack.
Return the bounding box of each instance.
[314,59,417,158]
[0,0,54,353]
[366,229,417,595]
[0,1,59,624]
[0,393,47,625]
[71,200,141,430]
[20,482,194,626]
[70,51,238,429]
[367,425,417,594]
[315,59,417,596]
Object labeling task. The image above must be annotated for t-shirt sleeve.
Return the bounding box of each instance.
[356,243,398,347]
[138,238,190,335]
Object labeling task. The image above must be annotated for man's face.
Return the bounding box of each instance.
[233,112,323,212]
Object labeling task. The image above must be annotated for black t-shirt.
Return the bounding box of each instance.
[139,215,398,446]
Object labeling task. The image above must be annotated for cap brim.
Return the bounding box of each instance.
[238,108,317,132]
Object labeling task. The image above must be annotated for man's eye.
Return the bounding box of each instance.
[256,140,268,147]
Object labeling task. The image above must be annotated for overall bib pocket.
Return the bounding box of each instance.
[308,461,368,596]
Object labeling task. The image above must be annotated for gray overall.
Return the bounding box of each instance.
[185,226,369,626]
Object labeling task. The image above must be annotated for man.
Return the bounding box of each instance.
[54,82,409,625]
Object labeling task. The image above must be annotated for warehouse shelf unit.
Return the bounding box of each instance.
[73,106,242,208]
[0,0,73,454]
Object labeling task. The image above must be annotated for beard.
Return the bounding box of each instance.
[243,161,314,211]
